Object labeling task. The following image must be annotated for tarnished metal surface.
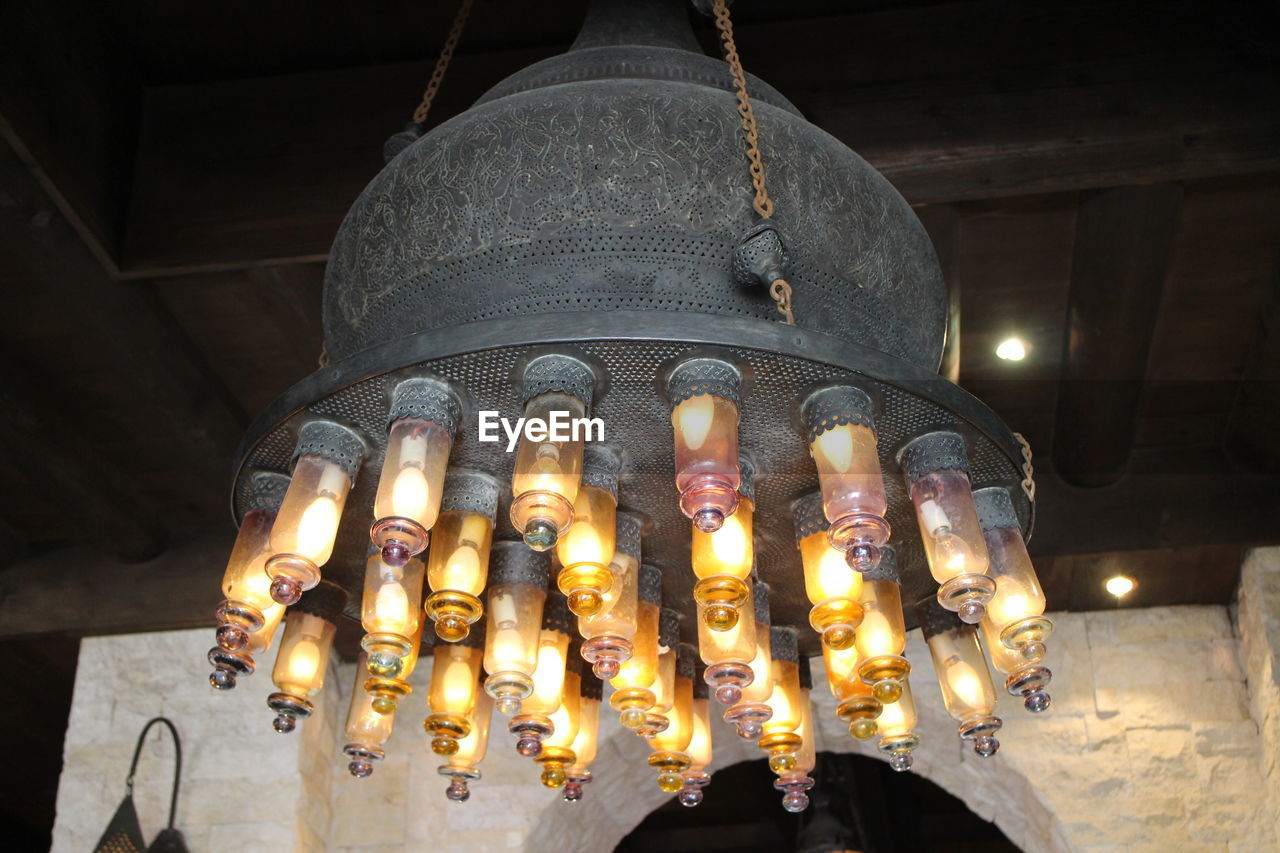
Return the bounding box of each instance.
[324,11,946,370]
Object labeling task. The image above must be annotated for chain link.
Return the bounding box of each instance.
[1013,432,1036,502]
[412,0,474,126]
[713,0,773,220]
[713,0,796,324]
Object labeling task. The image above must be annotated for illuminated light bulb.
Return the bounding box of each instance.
[439,688,493,802]
[510,355,595,551]
[482,543,551,717]
[391,464,431,525]
[579,511,642,680]
[425,469,499,643]
[724,581,774,739]
[800,387,891,572]
[972,486,1053,712]
[265,421,363,606]
[370,380,461,566]
[556,445,621,618]
[852,547,910,703]
[564,674,602,802]
[919,598,1002,757]
[667,358,742,533]
[996,337,1027,361]
[899,431,995,624]
[876,678,920,771]
[536,669,583,788]
[296,495,340,558]
[676,393,716,449]
[425,634,483,756]
[509,593,572,757]
[360,551,425,678]
[647,644,697,793]
[374,579,410,630]
[210,471,290,690]
[774,663,816,812]
[1105,575,1135,598]
[678,674,715,806]
[610,564,663,729]
[343,654,396,777]
[758,627,803,776]
[691,456,756,631]
[268,587,342,734]
[792,493,864,652]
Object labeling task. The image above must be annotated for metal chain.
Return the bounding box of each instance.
[411,0,474,126]
[1013,432,1036,502]
[712,0,795,325]
[712,0,772,219]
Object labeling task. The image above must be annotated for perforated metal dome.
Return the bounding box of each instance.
[322,0,947,370]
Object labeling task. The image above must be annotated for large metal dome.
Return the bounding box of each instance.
[322,0,947,369]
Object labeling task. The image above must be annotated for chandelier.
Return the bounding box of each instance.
[204,0,1055,813]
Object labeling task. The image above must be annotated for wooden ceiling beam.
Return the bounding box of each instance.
[1052,184,1184,487]
[112,43,1279,277]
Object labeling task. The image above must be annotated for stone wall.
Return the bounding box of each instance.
[1237,546,1280,846]
[53,547,1280,853]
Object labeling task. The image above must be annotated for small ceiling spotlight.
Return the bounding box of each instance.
[1104,575,1136,598]
[996,338,1028,361]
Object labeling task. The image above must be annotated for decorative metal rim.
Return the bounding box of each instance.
[233,311,1033,534]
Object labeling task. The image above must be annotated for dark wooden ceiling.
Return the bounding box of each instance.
[1,0,1279,640]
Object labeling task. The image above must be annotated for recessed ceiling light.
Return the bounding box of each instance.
[996,338,1027,361]
[1104,575,1136,598]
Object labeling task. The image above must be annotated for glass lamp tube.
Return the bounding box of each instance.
[364,620,423,715]
[759,627,803,775]
[691,456,756,631]
[836,669,882,741]
[579,510,641,679]
[359,551,425,677]
[698,578,757,707]
[853,547,911,703]
[440,686,493,803]
[564,674,603,802]
[268,597,339,733]
[919,598,1002,757]
[370,378,461,566]
[639,607,680,739]
[899,431,995,623]
[556,444,621,617]
[677,675,714,807]
[509,355,595,551]
[725,580,774,738]
[800,386,891,571]
[648,645,696,793]
[775,669,816,813]
[265,420,364,606]
[981,618,1053,713]
[610,564,663,730]
[425,636,483,756]
[482,542,550,716]
[247,602,286,655]
[667,358,742,533]
[210,471,289,689]
[536,668,582,788]
[425,469,499,642]
[876,677,920,771]
[822,641,859,697]
[510,593,572,757]
[343,653,396,777]
[792,492,864,651]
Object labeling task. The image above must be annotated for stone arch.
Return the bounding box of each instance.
[524,628,1072,853]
